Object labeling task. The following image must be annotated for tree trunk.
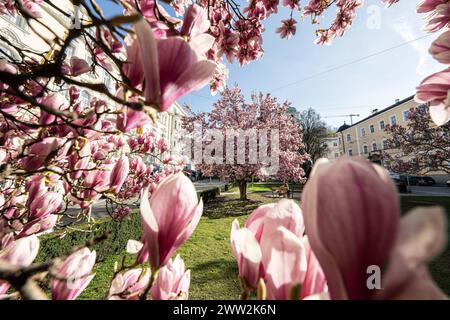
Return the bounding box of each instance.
[238,180,247,200]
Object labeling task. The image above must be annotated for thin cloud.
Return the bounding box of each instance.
[391,18,435,76]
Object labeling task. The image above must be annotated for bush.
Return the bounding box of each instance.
[36,189,219,264]
[36,212,143,263]
[197,187,220,203]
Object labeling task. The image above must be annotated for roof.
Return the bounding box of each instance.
[338,95,415,130]
[337,123,350,133]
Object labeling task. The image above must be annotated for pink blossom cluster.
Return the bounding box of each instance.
[415,0,450,125]
[232,157,447,299]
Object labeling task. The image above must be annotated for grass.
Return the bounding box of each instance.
[80,192,274,300]
[228,182,303,194]
[400,196,450,295]
[80,192,450,299]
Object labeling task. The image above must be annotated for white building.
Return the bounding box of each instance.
[155,102,188,159]
[323,136,340,161]
[1,2,189,167]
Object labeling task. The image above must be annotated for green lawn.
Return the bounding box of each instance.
[80,193,450,299]
[80,192,274,300]
[400,196,450,295]
[229,182,303,193]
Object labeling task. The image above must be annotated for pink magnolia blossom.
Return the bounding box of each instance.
[117,107,152,133]
[301,236,328,299]
[23,0,43,18]
[301,157,448,300]
[231,199,322,298]
[39,93,69,125]
[429,30,450,64]
[0,235,40,267]
[19,213,58,237]
[157,137,169,153]
[108,268,150,300]
[29,191,63,220]
[21,137,69,171]
[111,207,132,220]
[417,0,447,13]
[150,255,190,300]
[51,248,96,300]
[423,3,450,32]
[69,57,91,76]
[0,235,40,296]
[109,156,130,193]
[140,172,203,269]
[415,69,450,126]
[0,1,15,15]
[68,141,91,180]
[230,220,262,290]
[382,0,399,7]
[282,0,300,10]
[260,226,307,300]
[125,18,216,112]
[25,175,46,207]
[180,4,215,58]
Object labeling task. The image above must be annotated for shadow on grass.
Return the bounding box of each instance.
[400,196,450,296]
[189,259,240,300]
[204,196,266,219]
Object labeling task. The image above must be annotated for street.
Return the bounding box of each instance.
[62,180,226,222]
[409,186,450,196]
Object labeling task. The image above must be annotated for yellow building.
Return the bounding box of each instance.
[337,96,418,159]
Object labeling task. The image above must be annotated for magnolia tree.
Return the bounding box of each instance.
[383,106,450,174]
[0,0,448,301]
[182,85,308,200]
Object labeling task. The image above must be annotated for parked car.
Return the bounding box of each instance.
[417,176,436,186]
[447,180,450,187]
[404,175,421,185]
[389,172,409,193]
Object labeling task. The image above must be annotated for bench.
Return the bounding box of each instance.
[271,186,289,198]
[287,185,303,199]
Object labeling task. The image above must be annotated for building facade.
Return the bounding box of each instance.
[0,2,116,104]
[1,2,189,167]
[155,102,188,159]
[336,96,449,182]
[337,96,417,159]
[323,136,341,161]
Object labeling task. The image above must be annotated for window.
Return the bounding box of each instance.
[418,104,427,113]
[5,14,25,28]
[363,145,368,154]
[334,153,339,158]
[370,124,375,133]
[15,16,25,28]
[67,46,75,57]
[360,128,366,137]
[382,140,389,150]
[379,120,385,130]
[390,115,397,125]
[0,45,11,59]
[372,142,377,151]
[103,73,112,90]
[333,142,338,147]
[403,110,410,121]
[346,134,351,142]
[338,137,341,145]
[80,90,90,107]
[348,149,353,156]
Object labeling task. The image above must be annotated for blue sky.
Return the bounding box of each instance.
[100,0,443,129]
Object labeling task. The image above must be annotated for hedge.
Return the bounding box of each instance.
[197,187,220,203]
[36,212,143,263]
[36,187,221,263]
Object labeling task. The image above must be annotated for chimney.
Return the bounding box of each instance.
[395,99,400,103]
[372,109,378,114]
